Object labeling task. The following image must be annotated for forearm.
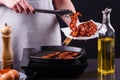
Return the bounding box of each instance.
[53,0,77,26]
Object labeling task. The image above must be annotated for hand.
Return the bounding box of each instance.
[1,0,34,14]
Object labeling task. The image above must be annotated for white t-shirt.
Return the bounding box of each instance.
[0,0,61,70]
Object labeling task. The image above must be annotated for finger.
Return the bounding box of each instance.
[19,1,29,14]
[26,3,35,13]
[13,5,19,13]
[16,3,24,13]
[23,0,34,13]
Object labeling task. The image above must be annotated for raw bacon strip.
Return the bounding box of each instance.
[56,51,73,59]
[40,51,80,59]
[41,52,61,58]
[64,52,79,59]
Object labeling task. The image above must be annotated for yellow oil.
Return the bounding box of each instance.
[98,38,115,74]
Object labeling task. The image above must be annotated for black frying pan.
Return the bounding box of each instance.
[21,45,88,78]
[28,46,87,65]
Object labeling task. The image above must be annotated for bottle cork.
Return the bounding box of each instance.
[1,23,13,69]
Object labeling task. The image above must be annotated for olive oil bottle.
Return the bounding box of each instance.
[97,8,115,74]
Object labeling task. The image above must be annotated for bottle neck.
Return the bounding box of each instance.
[99,8,115,39]
[102,13,111,25]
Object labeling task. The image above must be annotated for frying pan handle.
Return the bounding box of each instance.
[62,37,72,46]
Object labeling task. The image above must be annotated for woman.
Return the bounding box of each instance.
[0,0,77,70]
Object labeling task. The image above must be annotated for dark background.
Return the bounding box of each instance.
[58,0,120,58]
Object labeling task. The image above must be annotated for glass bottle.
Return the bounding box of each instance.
[98,73,115,80]
[97,8,115,74]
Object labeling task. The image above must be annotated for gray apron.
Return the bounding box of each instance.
[0,0,61,70]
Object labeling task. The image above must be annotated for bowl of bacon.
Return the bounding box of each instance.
[61,12,102,40]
